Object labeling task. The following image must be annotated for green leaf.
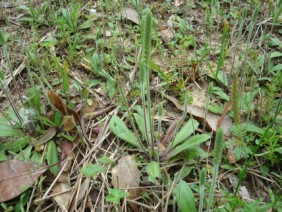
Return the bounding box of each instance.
[270,51,282,58]
[0,69,4,80]
[0,137,30,152]
[208,105,224,114]
[105,188,128,205]
[98,156,114,164]
[0,125,23,137]
[208,70,228,87]
[233,123,263,135]
[31,151,42,163]
[106,80,116,100]
[79,19,93,30]
[271,64,282,72]
[269,37,282,47]
[169,134,210,158]
[212,87,230,101]
[172,118,199,148]
[146,161,161,184]
[186,146,207,159]
[81,163,105,178]
[133,113,146,139]
[0,30,5,45]
[109,115,140,148]
[173,180,196,212]
[0,150,7,162]
[47,141,59,175]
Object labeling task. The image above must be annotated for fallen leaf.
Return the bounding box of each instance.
[161,117,180,145]
[84,105,114,120]
[52,173,71,211]
[122,7,139,25]
[63,116,76,132]
[106,30,112,37]
[164,94,232,134]
[227,173,250,203]
[81,99,97,116]
[159,27,174,40]
[227,148,236,164]
[60,141,75,172]
[67,177,90,211]
[0,160,47,202]
[112,155,140,211]
[30,127,57,146]
[77,178,90,204]
[175,0,184,7]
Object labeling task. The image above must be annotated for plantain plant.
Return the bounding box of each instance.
[109,9,210,161]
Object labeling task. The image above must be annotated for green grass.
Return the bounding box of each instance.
[0,0,281,211]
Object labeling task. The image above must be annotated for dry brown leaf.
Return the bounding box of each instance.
[175,0,184,7]
[159,27,174,40]
[161,117,180,145]
[47,91,80,124]
[0,160,47,202]
[164,94,232,134]
[30,127,57,146]
[106,30,112,37]
[52,172,71,211]
[63,115,76,132]
[84,105,114,120]
[61,145,75,172]
[112,155,140,211]
[76,178,90,205]
[68,178,90,212]
[81,99,97,116]
[227,148,236,164]
[227,174,250,203]
[122,7,139,25]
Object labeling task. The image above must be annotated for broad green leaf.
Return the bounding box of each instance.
[6,107,24,125]
[272,64,282,72]
[212,87,230,101]
[270,51,282,58]
[0,69,4,80]
[23,145,33,161]
[98,156,114,164]
[81,163,105,178]
[31,151,42,163]
[0,125,23,137]
[169,134,210,158]
[107,80,116,100]
[172,119,199,148]
[208,70,228,87]
[105,188,128,205]
[47,141,59,175]
[146,161,161,184]
[186,146,207,159]
[27,87,41,113]
[269,37,282,47]
[79,19,93,30]
[0,30,5,45]
[230,123,263,135]
[173,180,196,212]
[133,113,146,139]
[0,150,7,161]
[0,137,29,152]
[175,166,193,180]
[109,115,140,148]
[208,105,224,114]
